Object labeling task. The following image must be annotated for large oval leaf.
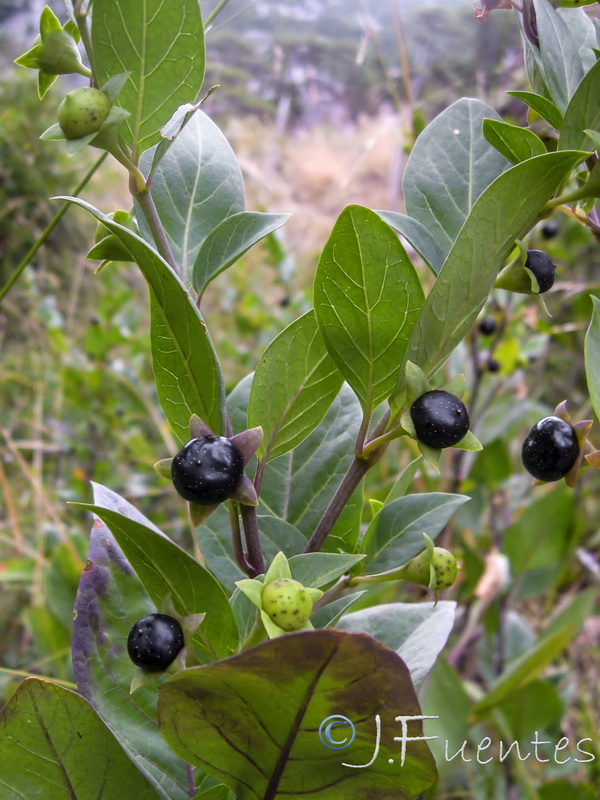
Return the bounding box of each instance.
[399,150,587,383]
[248,310,344,462]
[361,492,470,574]
[158,630,437,800]
[376,210,445,275]
[0,678,162,800]
[140,110,245,280]
[75,482,239,661]
[559,58,600,151]
[193,211,291,296]
[58,197,225,440]
[403,98,509,260]
[92,0,205,156]
[72,514,190,799]
[584,295,600,420]
[314,205,424,413]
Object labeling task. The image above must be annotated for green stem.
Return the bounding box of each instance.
[0,152,108,306]
[204,0,233,27]
[74,0,96,85]
[133,185,179,274]
[240,504,265,576]
[544,183,597,212]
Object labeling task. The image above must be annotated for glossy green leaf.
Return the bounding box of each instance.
[0,678,162,800]
[560,59,600,151]
[248,311,344,462]
[198,511,307,590]
[361,493,470,574]
[57,197,225,440]
[287,553,366,588]
[385,457,423,503]
[585,295,600,419]
[482,118,546,164]
[74,482,238,661]
[310,592,366,629]
[376,210,445,274]
[337,601,456,689]
[507,91,564,131]
[403,98,509,260]
[158,630,437,800]
[532,0,585,113]
[140,110,245,281]
[399,150,587,382]
[194,211,291,295]
[92,0,205,155]
[71,513,190,798]
[314,205,424,412]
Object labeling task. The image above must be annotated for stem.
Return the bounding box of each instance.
[185,764,195,798]
[74,0,97,85]
[204,0,233,27]
[0,152,108,305]
[312,575,351,611]
[133,185,179,273]
[240,504,265,576]
[228,501,254,576]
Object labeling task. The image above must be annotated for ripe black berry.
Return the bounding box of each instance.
[171,435,244,505]
[487,358,501,373]
[127,613,184,672]
[525,250,556,294]
[479,317,496,336]
[521,416,579,482]
[541,220,558,240]
[410,390,470,449]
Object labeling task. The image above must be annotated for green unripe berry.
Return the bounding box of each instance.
[58,87,111,140]
[399,546,459,590]
[262,578,313,632]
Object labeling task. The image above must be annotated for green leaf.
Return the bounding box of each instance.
[500,680,564,741]
[260,384,364,553]
[361,493,469,574]
[287,553,366,588]
[91,0,205,155]
[560,59,600,151]
[57,197,225,440]
[375,211,445,274]
[0,678,162,800]
[158,630,437,800]
[193,211,291,295]
[336,601,456,689]
[198,510,307,591]
[482,118,547,164]
[532,0,585,113]
[310,592,366,629]
[74,482,239,661]
[507,91,564,131]
[385,457,423,503]
[403,98,509,261]
[584,295,600,419]
[399,150,587,382]
[314,205,424,413]
[139,110,245,281]
[248,311,344,462]
[72,513,190,798]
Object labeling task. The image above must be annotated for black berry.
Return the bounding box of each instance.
[541,220,558,240]
[171,435,244,505]
[487,358,501,373]
[521,416,579,482]
[479,317,496,336]
[127,613,184,672]
[525,250,556,294]
[410,390,470,449]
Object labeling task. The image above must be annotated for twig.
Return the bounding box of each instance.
[240,504,265,576]
[228,501,254,576]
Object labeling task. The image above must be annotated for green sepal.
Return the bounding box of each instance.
[451,429,483,452]
[264,551,292,583]
[235,578,264,609]
[369,499,384,517]
[440,373,466,400]
[40,122,65,141]
[405,361,430,408]
[189,502,219,527]
[40,5,62,36]
[153,455,171,482]
[63,19,81,43]
[15,44,44,69]
[305,587,324,604]
[260,609,287,639]
[418,441,442,473]
[130,667,161,694]
[37,69,57,99]
[87,235,134,262]
[101,73,129,103]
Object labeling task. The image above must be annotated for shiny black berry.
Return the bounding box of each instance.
[410,390,470,449]
[171,435,244,505]
[521,416,579,482]
[127,613,184,672]
[541,220,558,240]
[525,250,556,294]
[487,358,501,373]
[479,317,496,336]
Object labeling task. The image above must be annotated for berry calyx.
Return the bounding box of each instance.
[171,435,244,505]
[261,578,314,632]
[525,249,556,294]
[521,416,580,482]
[410,390,470,449]
[127,613,184,672]
[58,87,111,139]
[478,317,496,336]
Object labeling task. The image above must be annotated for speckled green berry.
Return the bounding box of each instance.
[58,87,111,139]
[399,546,458,590]
[262,578,313,632]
